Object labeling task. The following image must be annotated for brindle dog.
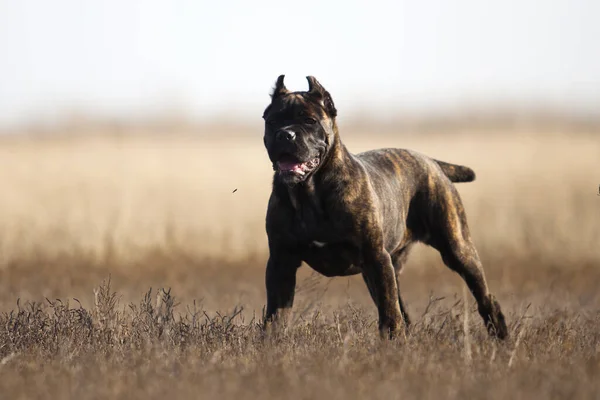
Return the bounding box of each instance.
[262,75,508,339]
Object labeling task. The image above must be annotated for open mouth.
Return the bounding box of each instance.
[276,154,320,177]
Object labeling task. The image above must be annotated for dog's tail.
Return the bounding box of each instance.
[434,160,476,183]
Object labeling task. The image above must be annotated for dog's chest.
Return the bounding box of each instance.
[291,202,337,243]
[286,191,350,245]
[290,203,360,275]
[280,182,357,249]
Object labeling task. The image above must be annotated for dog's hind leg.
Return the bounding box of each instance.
[391,246,413,329]
[427,187,508,340]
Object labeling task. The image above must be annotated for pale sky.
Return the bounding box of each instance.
[0,0,598,127]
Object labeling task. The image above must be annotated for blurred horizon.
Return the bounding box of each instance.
[1,0,599,130]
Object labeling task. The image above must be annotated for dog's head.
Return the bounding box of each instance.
[263,75,338,185]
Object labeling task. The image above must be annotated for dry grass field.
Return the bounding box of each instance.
[0,123,599,399]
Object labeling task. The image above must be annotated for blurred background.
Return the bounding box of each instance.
[0,0,598,314]
[2,0,600,129]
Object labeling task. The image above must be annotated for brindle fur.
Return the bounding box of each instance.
[262,75,508,340]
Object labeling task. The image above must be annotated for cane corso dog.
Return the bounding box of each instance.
[262,75,508,339]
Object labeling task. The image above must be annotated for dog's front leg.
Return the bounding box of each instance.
[362,250,404,339]
[263,251,301,332]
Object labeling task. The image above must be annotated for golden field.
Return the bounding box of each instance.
[0,123,599,399]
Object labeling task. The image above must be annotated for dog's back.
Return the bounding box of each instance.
[357,148,475,185]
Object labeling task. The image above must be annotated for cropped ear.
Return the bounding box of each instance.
[306,76,337,117]
[271,75,288,99]
[306,76,326,96]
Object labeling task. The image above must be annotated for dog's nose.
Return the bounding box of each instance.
[276,130,296,141]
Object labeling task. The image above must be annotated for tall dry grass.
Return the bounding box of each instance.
[0,124,599,398]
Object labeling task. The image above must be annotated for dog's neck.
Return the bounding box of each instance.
[317,128,354,177]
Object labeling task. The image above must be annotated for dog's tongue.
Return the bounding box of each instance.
[278,160,304,173]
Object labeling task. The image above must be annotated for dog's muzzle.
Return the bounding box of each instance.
[276,155,320,177]
[266,128,323,183]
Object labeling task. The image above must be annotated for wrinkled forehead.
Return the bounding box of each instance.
[263,92,324,118]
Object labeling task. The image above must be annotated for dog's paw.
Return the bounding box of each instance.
[485,296,509,340]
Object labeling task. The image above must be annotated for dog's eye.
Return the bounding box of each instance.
[305,118,317,125]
